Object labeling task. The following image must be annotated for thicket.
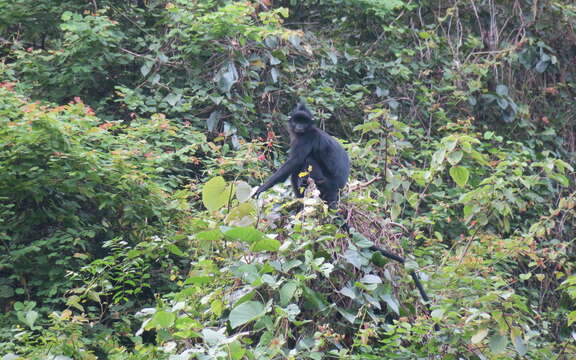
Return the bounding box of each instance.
[0,0,575,359]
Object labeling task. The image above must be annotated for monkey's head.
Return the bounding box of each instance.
[290,103,313,134]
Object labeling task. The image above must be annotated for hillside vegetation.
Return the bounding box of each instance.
[0,1,575,359]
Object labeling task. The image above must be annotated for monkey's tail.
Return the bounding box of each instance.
[342,222,439,331]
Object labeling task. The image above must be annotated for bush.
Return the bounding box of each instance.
[0,89,181,307]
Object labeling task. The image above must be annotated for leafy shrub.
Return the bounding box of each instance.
[0,89,191,307]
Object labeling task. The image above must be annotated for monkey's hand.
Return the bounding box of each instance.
[252,188,263,199]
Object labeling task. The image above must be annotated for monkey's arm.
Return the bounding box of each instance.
[253,141,312,198]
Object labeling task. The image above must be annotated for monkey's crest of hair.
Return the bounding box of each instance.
[291,102,312,122]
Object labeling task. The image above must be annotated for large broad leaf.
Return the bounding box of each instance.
[270,67,279,83]
[229,301,266,329]
[381,293,399,314]
[150,310,175,329]
[288,34,301,48]
[471,328,489,344]
[202,328,227,346]
[207,111,221,132]
[511,328,527,356]
[302,286,327,311]
[431,148,446,168]
[489,334,508,354]
[226,202,256,227]
[24,310,38,328]
[280,281,298,306]
[140,61,153,76]
[535,53,551,73]
[235,181,252,202]
[430,308,445,320]
[360,274,382,284]
[447,151,463,165]
[251,237,281,252]
[163,92,181,106]
[217,63,238,93]
[224,226,278,251]
[343,249,369,269]
[225,227,264,243]
[0,285,14,298]
[218,72,235,93]
[450,166,469,187]
[496,84,509,96]
[196,229,223,242]
[228,341,246,360]
[337,308,357,323]
[202,176,233,212]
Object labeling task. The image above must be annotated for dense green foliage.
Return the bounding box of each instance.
[1,0,575,359]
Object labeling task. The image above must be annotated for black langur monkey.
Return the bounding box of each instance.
[253,103,350,208]
[253,103,437,329]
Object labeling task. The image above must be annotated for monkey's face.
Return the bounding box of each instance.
[290,119,312,133]
[290,114,312,134]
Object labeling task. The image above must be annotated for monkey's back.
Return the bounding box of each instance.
[311,128,350,189]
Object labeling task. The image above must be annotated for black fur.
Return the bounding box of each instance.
[254,103,349,208]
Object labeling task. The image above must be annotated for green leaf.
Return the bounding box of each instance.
[211,299,224,317]
[67,295,85,312]
[444,138,458,152]
[196,229,223,242]
[489,334,508,354]
[226,202,255,227]
[24,310,38,328]
[167,244,185,257]
[150,310,175,329]
[207,111,221,132]
[519,273,532,281]
[567,311,576,326]
[337,308,357,323]
[339,287,357,300]
[371,251,388,266]
[270,67,279,83]
[163,93,181,106]
[140,61,153,77]
[343,249,369,269]
[218,70,236,93]
[496,84,508,96]
[381,293,399,314]
[447,150,463,165]
[430,308,444,320]
[225,227,264,243]
[450,166,469,187]
[535,59,549,73]
[497,97,509,109]
[302,286,327,311]
[431,148,446,168]
[228,340,246,360]
[0,285,14,298]
[327,50,338,65]
[549,173,569,187]
[463,204,476,219]
[229,301,266,329]
[202,328,226,346]
[280,281,298,306]
[235,181,252,202]
[202,176,233,211]
[288,34,301,48]
[471,328,489,344]
[251,237,281,252]
[269,55,281,65]
[511,328,527,356]
[61,11,73,21]
[360,274,382,284]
